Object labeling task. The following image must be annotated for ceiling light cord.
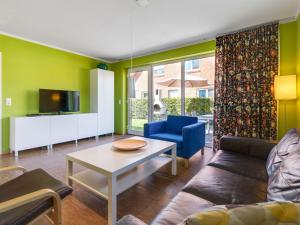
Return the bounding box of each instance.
[130,0,149,73]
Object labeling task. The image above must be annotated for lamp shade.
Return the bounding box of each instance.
[275,75,297,100]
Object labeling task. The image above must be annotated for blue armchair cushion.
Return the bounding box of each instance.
[149,133,183,149]
[166,115,198,134]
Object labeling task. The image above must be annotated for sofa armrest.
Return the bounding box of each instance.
[0,165,26,174]
[0,188,62,224]
[144,120,167,137]
[117,215,147,225]
[220,135,277,160]
[182,122,206,156]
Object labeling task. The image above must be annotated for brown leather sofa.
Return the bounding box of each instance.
[118,128,300,225]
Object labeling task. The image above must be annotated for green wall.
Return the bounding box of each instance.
[278,14,300,138]
[0,34,103,153]
[111,40,216,134]
[278,21,298,138]
[297,14,300,128]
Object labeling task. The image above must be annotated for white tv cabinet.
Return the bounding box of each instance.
[10,113,98,157]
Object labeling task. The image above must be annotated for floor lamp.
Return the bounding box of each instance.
[275,75,297,134]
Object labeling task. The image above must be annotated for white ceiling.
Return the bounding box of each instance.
[0,0,299,62]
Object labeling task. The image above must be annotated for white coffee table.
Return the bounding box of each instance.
[66,136,177,225]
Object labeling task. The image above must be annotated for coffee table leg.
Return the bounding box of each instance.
[108,175,117,225]
[171,145,177,175]
[66,160,73,187]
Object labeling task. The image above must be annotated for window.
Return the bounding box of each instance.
[153,65,164,76]
[198,89,207,98]
[129,56,215,145]
[198,89,214,98]
[185,59,200,71]
[141,91,148,99]
[153,61,182,121]
[208,89,214,98]
[168,90,180,98]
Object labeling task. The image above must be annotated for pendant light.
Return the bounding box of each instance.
[128,0,150,98]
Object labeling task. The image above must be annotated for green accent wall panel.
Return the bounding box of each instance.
[111,40,216,134]
[0,34,103,153]
[278,22,298,138]
[297,14,300,128]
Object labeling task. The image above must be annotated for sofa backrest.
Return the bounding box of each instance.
[166,115,198,134]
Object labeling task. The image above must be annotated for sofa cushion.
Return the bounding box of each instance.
[179,202,300,225]
[117,215,147,225]
[0,169,72,225]
[150,192,214,225]
[149,133,183,149]
[266,128,300,176]
[182,166,267,205]
[208,150,268,181]
[166,115,197,134]
[268,150,300,201]
[220,135,276,160]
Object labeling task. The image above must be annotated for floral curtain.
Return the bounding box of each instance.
[214,23,278,149]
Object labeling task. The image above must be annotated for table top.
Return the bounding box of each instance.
[66,136,176,176]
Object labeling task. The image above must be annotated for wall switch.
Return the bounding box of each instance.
[6,98,12,106]
[118,99,122,104]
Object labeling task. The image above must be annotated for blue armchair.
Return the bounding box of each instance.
[144,115,206,163]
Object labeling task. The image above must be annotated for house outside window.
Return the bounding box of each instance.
[185,59,200,71]
[199,89,207,98]
[168,90,180,98]
[198,88,214,98]
[141,91,148,99]
[208,89,214,98]
[156,89,162,98]
[153,65,164,76]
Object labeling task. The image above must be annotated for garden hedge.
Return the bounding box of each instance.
[130,97,212,119]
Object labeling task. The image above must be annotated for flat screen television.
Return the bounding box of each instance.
[39,89,80,113]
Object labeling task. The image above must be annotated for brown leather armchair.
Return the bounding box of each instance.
[0,166,72,225]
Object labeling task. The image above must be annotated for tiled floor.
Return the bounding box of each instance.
[0,135,214,225]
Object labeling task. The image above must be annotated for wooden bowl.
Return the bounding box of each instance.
[112,139,147,151]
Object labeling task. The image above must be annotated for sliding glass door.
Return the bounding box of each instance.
[127,55,215,145]
[127,67,151,135]
[184,56,215,147]
[152,61,182,121]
